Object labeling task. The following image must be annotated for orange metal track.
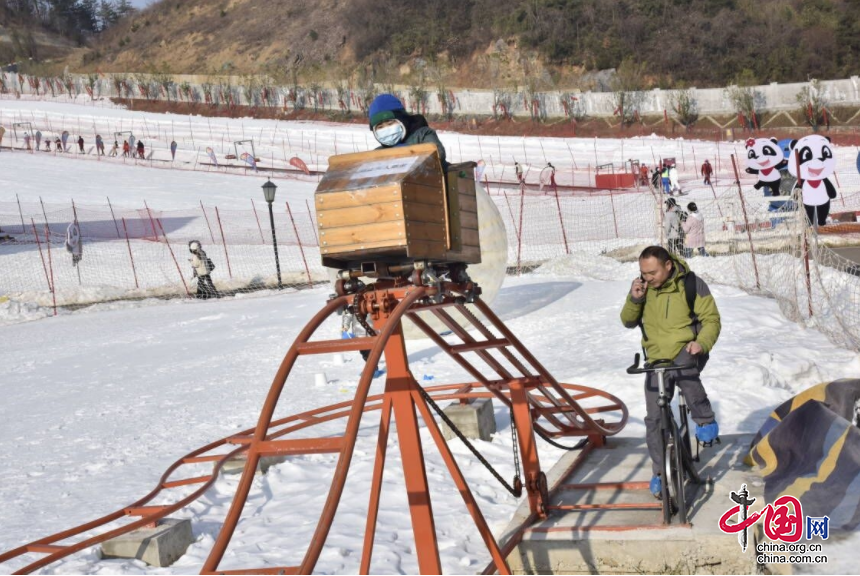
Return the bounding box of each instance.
[0,280,627,575]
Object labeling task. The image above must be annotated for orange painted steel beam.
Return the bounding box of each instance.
[295,337,376,355]
[2,283,629,576]
[360,397,392,574]
[162,475,213,489]
[124,506,170,517]
[253,437,343,456]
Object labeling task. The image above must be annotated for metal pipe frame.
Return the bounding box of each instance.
[1,281,627,575]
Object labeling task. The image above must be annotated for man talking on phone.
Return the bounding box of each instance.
[620,245,721,499]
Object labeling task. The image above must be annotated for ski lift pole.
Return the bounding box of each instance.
[730,154,761,291]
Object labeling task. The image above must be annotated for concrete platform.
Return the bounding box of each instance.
[501,434,764,574]
[101,518,193,567]
[218,454,287,476]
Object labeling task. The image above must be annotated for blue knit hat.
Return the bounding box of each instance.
[368,94,405,129]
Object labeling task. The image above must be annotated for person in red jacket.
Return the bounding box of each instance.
[122,140,130,157]
[136,140,145,159]
[701,159,713,185]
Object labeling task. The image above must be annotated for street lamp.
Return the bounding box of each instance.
[262,179,282,289]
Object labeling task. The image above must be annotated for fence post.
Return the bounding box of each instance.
[107,196,121,238]
[516,182,526,275]
[608,189,620,239]
[200,200,216,243]
[286,201,313,287]
[552,183,570,254]
[730,154,761,291]
[16,193,26,233]
[305,199,319,244]
[121,217,139,289]
[44,222,57,316]
[144,200,160,242]
[156,218,190,296]
[31,218,51,294]
[251,199,266,243]
[214,206,233,279]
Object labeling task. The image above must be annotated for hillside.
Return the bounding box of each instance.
[27,0,860,90]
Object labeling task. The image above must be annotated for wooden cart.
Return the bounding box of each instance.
[314,143,481,271]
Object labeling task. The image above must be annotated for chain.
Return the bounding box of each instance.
[349,284,377,337]
[509,408,522,489]
[417,385,522,498]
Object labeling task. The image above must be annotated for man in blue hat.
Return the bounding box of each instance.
[368,93,448,168]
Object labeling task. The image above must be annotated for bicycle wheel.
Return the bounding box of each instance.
[663,423,686,522]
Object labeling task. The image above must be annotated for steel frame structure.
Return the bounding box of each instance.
[0,278,627,575]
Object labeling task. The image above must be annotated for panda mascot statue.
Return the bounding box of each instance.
[787,134,838,227]
[745,137,788,197]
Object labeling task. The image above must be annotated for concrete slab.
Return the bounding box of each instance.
[218,454,287,476]
[501,434,765,574]
[441,397,496,441]
[100,518,193,567]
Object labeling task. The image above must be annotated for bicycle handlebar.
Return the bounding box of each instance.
[626,353,696,375]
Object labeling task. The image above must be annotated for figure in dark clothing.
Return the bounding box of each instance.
[77,136,84,153]
[367,93,447,169]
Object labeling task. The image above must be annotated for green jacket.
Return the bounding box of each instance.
[620,255,721,360]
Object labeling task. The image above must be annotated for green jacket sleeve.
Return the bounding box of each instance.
[692,278,721,353]
[620,293,645,329]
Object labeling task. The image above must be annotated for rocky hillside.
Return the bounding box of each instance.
[30,0,860,90]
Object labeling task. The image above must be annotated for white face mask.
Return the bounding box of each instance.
[374,120,406,147]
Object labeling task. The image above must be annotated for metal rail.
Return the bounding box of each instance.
[1,281,627,575]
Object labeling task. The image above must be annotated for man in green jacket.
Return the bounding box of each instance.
[620,245,721,498]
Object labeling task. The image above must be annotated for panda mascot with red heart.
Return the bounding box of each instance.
[744,137,788,197]
[787,135,838,227]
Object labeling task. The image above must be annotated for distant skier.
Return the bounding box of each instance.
[515,161,523,184]
[136,140,145,159]
[188,240,219,299]
[35,130,42,150]
[547,162,557,189]
[23,132,31,150]
[109,140,119,157]
[128,133,136,153]
[95,134,105,156]
[61,131,69,151]
[77,135,84,153]
[122,140,130,157]
[701,159,713,185]
[170,140,177,160]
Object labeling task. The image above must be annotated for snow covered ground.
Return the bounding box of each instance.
[2,101,860,574]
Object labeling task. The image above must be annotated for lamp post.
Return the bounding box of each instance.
[262,179,282,289]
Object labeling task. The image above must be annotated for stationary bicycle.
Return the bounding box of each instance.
[627,353,703,524]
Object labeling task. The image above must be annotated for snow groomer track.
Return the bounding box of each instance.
[0,281,627,575]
